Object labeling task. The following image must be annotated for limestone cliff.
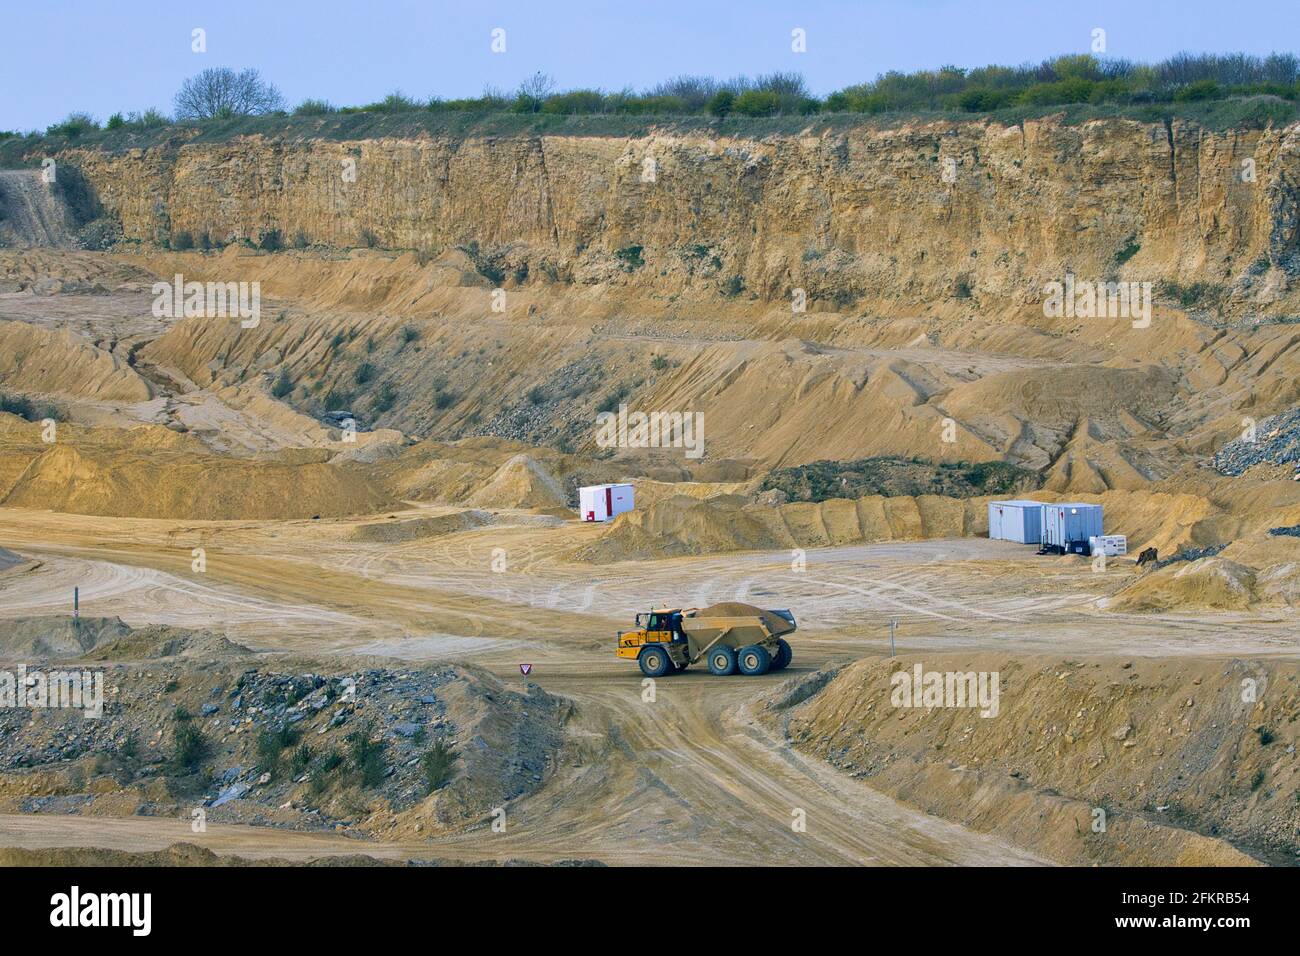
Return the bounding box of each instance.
[60,117,1300,317]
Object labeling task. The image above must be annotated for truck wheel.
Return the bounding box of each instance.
[706,645,737,676]
[737,644,771,676]
[770,639,792,671]
[638,647,671,678]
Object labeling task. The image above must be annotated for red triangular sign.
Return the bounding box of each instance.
[520,663,533,675]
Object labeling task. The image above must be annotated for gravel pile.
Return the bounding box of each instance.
[1214,406,1300,476]
[1151,544,1227,571]
[0,659,568,834]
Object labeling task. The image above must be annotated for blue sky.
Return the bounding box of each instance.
[2,0,1297,130]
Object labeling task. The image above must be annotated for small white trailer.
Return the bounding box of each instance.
[579,483,634,522]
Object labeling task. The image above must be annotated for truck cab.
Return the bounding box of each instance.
[617,608,689,670]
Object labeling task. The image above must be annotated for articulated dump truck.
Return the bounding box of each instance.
[616,602,796,677]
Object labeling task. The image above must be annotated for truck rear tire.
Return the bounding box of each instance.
[737,644,771,676]
[706,645,737,676]
[638,646,671,678]
[770,638,792,671]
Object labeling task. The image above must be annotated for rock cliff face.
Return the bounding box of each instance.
[62,117,1300,316]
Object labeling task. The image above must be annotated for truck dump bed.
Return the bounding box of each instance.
[679,602,796,660]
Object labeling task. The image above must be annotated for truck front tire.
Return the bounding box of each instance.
[638,646,671,678]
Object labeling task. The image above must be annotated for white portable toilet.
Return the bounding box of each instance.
[987,500,1046,544]
[579,483,634,522]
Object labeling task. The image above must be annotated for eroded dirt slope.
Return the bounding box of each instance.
[768,654,1299,865]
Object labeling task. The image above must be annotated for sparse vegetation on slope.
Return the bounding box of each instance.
[760,456,1042,503]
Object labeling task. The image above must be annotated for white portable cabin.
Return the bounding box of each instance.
[1041,503,1104,554]
[987,500,1046,544]
[579,483,634,522]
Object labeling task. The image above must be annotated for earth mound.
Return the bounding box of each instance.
[1107,557,1260,612]
[0,425,400,520]
[465,454,568,511]
[0,616,251,661]
[0,616,131,659]
[349,509,496,543]
[574,492,987,561]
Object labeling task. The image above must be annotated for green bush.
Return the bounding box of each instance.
[256,724,300,778]
[733,90,780,117]
[370,381,398,413]
[347,723,387,788]
[309,747,343,795]
[172,719,207,771]
[320,749,344,772]
[541,90,606,115]
[1174,80,1221,102]
[596,384,631,414]
[131,109,171,129]
[354,362,376,385]
[290,743,313,776]
[958,88,1015,112]
[615,245,644,270]
[322,387,354,411]
[271,368,293,398]
[706,90,734,117]
[1156,279,1223,308]
[258,228,282,251]
[46,112,100,138]
[721,275,745,297]
[1115,238,1141,265]
[363,91,422,113]
[171,230,194,251]
[421,740,459,794]
[294,98,337,115]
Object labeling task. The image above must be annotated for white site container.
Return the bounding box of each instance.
[987,500,1046,544]
[1041,503,1104,554]
[1089,534,1127,557]
[579,483,634,522]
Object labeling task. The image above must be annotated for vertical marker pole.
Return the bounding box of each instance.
[889,617,897,657]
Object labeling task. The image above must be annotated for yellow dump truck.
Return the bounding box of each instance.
[616,602,795,677]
